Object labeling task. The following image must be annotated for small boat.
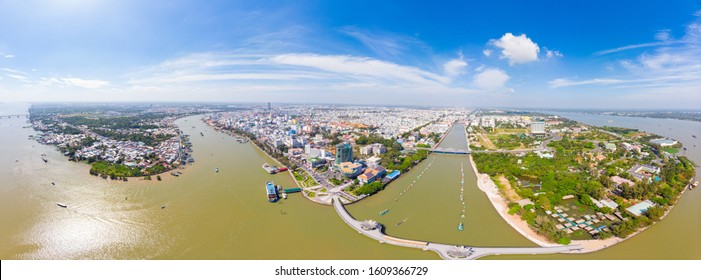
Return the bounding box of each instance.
[161,205,166,209]
[57,203,67,208]
[379,209,389,216]
[282,192,288,199]
[41,157,48,163]
[458,222,464,231]
[51,182,55,186]
[215,168,219,173]
[693,135,697,138]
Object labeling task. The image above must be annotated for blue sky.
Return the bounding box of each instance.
[1,0,700,109]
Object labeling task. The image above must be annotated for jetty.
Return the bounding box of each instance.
[331,196,583,260]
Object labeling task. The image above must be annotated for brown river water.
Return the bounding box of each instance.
[0,104,698,259]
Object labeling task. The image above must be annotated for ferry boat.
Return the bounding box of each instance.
[266,181,278,202]
[379,209,389,216]
[57,203,67,208]
[458,222,464,231]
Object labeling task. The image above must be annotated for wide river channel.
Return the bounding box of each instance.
[0,104,698,259]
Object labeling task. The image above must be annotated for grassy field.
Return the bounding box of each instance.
[663,147,679,154]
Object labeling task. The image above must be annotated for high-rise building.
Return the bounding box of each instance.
[530,120,546,135]
[335,142,353,165]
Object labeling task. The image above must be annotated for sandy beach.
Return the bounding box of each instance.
[469,154,639,253]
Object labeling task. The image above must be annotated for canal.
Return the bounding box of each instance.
[346,123,535,247]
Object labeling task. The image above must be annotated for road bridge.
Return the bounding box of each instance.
[331,197,583,260]
[0,114,28,119]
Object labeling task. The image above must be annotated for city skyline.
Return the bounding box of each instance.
[1,1,700,109]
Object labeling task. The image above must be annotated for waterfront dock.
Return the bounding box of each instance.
[331,196,583,260]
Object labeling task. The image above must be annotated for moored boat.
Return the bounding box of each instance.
[266,181,278,202]
[379,209,389,215]
[458,222,464,231]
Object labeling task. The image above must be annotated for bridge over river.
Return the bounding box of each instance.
[332,197,583,260]
[0,114,28,119]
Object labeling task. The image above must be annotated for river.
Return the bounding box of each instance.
[0,104,430,259]
[1,104,699,259]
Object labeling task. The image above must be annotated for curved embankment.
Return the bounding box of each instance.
[468,154,684,253]
[331,197,583,260]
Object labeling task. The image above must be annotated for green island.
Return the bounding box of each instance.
[28,104,222,179]
[471,115,696,245]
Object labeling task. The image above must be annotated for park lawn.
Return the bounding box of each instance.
[493,128,528,134]
[663,147,679,154]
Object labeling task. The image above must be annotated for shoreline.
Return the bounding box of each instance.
[223,121,443,206]
[468,154,690,253]
[222,125,333,205]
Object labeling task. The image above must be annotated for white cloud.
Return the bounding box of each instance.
[545,49,563,58]
[655,29,673,41]
[341,28,422,58]
[549,78,625,88]
[489,33,540,65]
[442,52,467,78]
[6,73,29,82]
[473,68,509,90]
[268,53,451,84]
[126,52,487,99]
[595,41,680,55]
[483,49,492,57]
[60,78,110,89]
[4,54,14,58]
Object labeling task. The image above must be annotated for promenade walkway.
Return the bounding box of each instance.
[331,197,583,260]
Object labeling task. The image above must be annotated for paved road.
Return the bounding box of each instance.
[332,196,584,260]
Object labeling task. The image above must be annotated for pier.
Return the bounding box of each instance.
[331,196,583,260]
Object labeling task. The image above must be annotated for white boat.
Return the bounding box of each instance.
[282,192,288,199]
[215,168,219,173]
[57,203,67,208]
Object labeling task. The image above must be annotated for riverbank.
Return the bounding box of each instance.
[469,155,557,247]
[469,154,694,253]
